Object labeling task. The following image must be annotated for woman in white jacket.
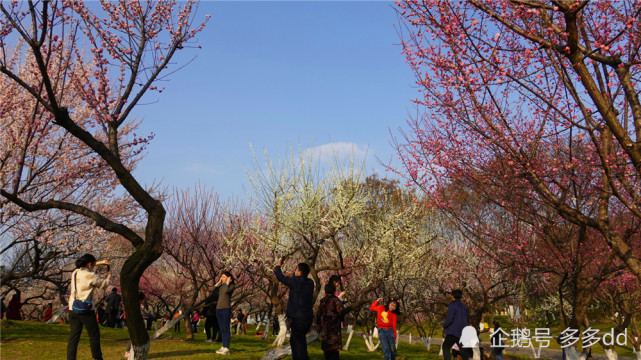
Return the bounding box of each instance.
[67,254,111,360]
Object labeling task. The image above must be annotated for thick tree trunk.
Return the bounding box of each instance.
[561,280,594,360]
[126,342,150,360]
[472,346,481,360]
[120,209,165,359]
[184,316,194,340]
[259,328,319,360]
[121,254,159,358]
[268,280,288,346]
[604,348,619,360]
[565,346,581,360]
[272,314,288,346]
[151,314,185,340]
[564,347,590,360]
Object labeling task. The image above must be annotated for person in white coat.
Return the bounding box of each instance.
[67,254,111,360]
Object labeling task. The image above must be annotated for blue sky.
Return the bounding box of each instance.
[132,1,418,200]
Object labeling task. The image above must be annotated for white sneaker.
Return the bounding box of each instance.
[204,339,212,342]
[216,347,230,355]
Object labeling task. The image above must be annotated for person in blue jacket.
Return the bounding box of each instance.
[275,257,314,360]
[441,289,470,360]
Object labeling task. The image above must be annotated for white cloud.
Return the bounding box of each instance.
[304,142,370,162]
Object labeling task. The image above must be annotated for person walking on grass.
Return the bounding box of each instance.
[316,283,344,360]
[67,254,111,360]
[275,257,314,360]
[441,289,470,360]
[215,271,235,355]
[370,297,399,360]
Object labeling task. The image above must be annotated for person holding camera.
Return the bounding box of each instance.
[275,257,315,360]
[67,254,111,360]
[370,297,400,360]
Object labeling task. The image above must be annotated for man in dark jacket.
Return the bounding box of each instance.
[442,289,470,360]
[104,287,121,328]
[275,258,314,360]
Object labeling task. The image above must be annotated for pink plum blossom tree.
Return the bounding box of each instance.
[394,0,641,281]
[0,1,207,358]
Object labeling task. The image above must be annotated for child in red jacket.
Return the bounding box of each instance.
[370,297,399,360]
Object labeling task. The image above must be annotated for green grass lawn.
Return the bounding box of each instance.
[0,320,442,359]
